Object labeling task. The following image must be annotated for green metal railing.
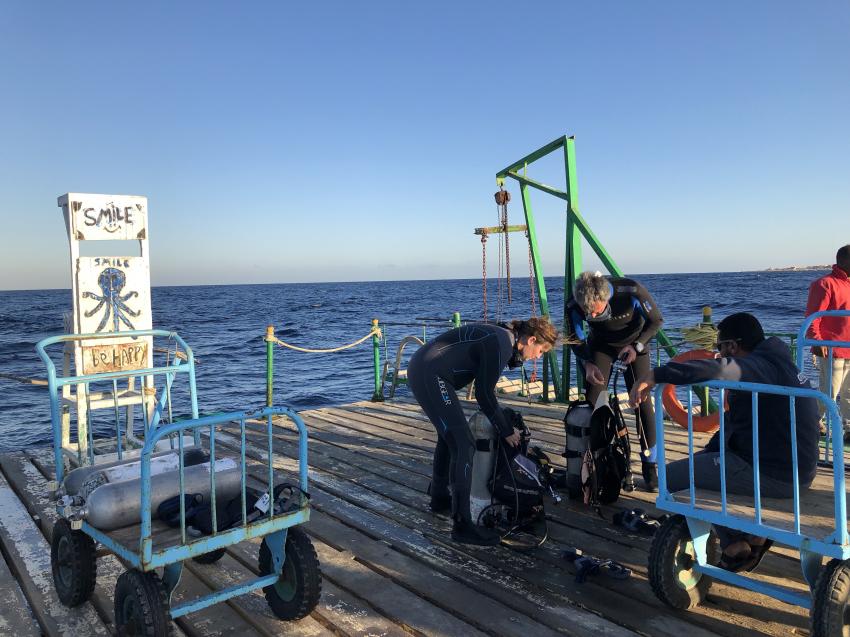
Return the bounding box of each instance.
[497,135,678,404]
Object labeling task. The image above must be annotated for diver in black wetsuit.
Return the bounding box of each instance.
[565,271,664,492]
[407,317,558,545]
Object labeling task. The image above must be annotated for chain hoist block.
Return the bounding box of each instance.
[494,190,511,205]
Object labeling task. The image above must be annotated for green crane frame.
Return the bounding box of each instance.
[496,134,678,402]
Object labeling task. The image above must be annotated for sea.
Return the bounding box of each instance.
[0,270,828,453]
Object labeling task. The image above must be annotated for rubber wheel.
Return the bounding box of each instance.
[114,569,174,637]
[192,548,226,564]
[51,518,97,607]
[259,528,322,620]
[811,558,850,637]
[648,515,716,610]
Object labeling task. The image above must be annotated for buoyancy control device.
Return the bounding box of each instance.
[562,363,633,508]
[469,407,560,548]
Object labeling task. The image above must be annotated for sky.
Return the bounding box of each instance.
[0,1,848,290]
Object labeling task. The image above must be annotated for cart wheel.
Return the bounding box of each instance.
[811,558,850,637]
[649,515,716,610]
[51,518,97,607]
[259,528,322,620]
[114,569,174,637]
[192,548,226,564]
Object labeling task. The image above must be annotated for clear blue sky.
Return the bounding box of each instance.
[1,1,848,290]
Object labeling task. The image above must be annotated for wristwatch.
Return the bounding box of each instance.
[633,341,646,354]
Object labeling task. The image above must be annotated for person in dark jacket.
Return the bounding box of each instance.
[407,317,559,545]
[566,271,664,491]
[629,312,819,572]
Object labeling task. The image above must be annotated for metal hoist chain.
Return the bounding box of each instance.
[527,231,537,318]
[495,186,512,306]
[481,233,488,322]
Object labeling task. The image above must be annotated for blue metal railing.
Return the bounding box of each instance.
[77,405,310,571]
[656,381,846,557]
[797,310,850,463]
[36,330,200,481]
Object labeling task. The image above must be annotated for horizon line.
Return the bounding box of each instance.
[0,267,830,294]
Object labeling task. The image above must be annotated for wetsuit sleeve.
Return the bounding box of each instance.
[653,353,781,386]
[565,302,592,362]
[472,334,513,437]
[805,279,831,340]
[632,282,664,346]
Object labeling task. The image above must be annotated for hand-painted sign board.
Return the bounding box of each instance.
[82,341,151,373]
[58,194,153,375]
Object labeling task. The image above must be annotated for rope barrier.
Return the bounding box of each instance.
[0,372,47,386]
[270,328,381,354]
[679,324,718,350]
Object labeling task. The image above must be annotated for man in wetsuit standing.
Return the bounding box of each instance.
[407,317,558,545]
[566,271,664,491]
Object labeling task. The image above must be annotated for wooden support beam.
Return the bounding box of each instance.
[473,224,528,236]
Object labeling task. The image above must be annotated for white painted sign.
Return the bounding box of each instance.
[63,193,148,242]
[58,193,153,373]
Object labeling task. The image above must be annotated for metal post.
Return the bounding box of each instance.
[452,312,461,329]
[371,318,384,402]
[265,325,274,408]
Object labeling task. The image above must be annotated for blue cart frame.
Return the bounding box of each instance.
[650,310,850,630]
[38,330,319,626]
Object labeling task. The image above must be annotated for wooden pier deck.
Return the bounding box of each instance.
[0,386,824,636]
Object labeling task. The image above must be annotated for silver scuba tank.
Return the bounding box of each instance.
[468,411,497,522]
[564,401,593,499]
[71,458,242,531]
[62,447,208,498]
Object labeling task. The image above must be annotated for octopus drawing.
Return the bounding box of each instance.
[83,268,141,332]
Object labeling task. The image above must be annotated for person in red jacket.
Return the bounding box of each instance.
[805,245,850,440]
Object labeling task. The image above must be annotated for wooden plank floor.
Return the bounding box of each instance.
[0,385,834,636]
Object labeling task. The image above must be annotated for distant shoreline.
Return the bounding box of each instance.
[764,265,831,272]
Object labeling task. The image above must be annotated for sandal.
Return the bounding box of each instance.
[719,539,774,573]
[743,539,774,573]
[613,508,662,536]
[718,550,754,573]
[565,548,632,583]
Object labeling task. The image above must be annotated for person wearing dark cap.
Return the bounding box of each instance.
[629,312,819,572]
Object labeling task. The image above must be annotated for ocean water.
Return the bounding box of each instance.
[0,271,827,452]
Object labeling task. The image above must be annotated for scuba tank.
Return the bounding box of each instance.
[468,411,498,522]
[563,400,594,500]
[60,447,208,498]
[60,458,242,531]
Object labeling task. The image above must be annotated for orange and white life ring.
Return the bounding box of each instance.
[661,349,728,433]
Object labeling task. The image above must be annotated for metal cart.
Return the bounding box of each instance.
[648,311,850,636]
[38,329,321,635]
